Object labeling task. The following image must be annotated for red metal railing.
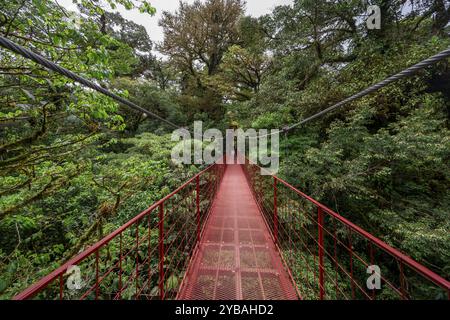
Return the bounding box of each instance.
[14,163,225,300]
[14,158,450,300]
[243,160,450,300]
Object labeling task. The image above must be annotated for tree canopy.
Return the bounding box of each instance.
[0,0,449,298]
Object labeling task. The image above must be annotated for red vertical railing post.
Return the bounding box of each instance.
[59,273,63,300]
[273,177,278,244]
[95,250,99,300]
[135,223,140,298]
[148,213,152,293]
[119,232,123,299]
[196,176,201,243]
[318,207,325,300]
[369,242,375,300]
[399,260,406,300]
[158,203,165,300]
[333,220,339,299]
[348,229,356,299]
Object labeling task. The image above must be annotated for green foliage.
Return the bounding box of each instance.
[0,0,190,299]
[1,0,449,300]
[245,0,450,285]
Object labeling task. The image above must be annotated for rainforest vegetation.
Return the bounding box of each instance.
[0,0,449,299]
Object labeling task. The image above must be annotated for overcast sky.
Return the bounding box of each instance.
[58,0,293,44]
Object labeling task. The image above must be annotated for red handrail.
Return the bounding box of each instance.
[274,175,450,293]
[14,163,225,300]
[243,158,450,299]
[13,158,449,300]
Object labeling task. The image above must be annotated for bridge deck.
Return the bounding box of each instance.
[178,164,298,300]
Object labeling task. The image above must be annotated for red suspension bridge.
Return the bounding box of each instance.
[14,159,450,300]
[1,37,449,300]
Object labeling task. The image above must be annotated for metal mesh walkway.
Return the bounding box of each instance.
[178,164,298,300]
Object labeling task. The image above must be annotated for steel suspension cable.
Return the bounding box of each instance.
[253,46,450,139]
[0,35,183,130]
[2,35,449,137]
